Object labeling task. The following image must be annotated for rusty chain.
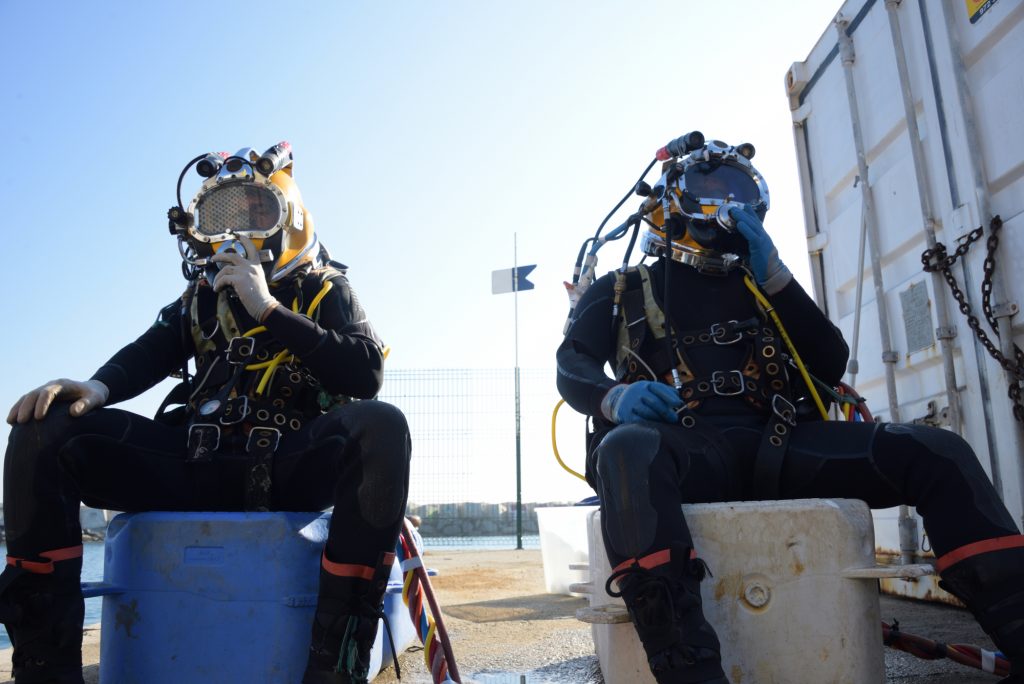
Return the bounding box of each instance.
[921,215,1024,422]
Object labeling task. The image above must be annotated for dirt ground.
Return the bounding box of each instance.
[0,549,1005,683]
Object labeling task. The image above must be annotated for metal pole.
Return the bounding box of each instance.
[836,16,903,425]
[884,0,962,433]
[836,16,919,565]
[514,233,523,550]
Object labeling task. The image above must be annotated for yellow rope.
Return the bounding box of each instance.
[551,399,587,482]
[742,275,830,420]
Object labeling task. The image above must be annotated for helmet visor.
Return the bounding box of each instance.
[194,183,283,239]
[682,162,761,205]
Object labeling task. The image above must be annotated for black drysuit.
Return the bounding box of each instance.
[4,266,411,569]
[556,259,1019,570]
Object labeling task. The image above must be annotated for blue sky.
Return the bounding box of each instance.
[1,1,844,500]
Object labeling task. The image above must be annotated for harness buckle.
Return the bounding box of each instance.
[226,336,256,365]
[711,320,743,345]
[711,370,744,396]
[187,423,221,462]
[771,394,797,426]
[246,426,281,454]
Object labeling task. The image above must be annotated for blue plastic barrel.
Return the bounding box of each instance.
[96,511,415,684]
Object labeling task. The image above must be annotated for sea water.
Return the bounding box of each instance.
[0,541,104,651]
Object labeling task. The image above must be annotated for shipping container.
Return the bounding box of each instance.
[785,0,1024,589]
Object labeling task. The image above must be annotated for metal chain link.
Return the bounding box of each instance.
[921,215,1024,423]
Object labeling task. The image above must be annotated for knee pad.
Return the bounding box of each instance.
[878,423,1016,531]
[594,425,662,558]
[349,402,411,530]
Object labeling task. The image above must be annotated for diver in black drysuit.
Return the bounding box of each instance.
[556,212,1024,681]
[1,146,411,684]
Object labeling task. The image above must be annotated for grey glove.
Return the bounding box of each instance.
[7,378,109,424]
[211,234,279,322]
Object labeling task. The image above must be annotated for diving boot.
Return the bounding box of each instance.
[936,536,1024,683]
[607,543,728,684]
[302,551,396,684]
[0,546,85,684]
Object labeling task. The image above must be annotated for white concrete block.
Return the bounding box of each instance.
[580,499,889,684]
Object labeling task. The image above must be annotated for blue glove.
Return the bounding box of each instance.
[601,381,683,424]
[729,204,792,294]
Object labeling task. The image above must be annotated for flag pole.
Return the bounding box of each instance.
[513,232,523,550]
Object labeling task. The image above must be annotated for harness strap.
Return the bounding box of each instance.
[751,395,798,499]
[244,426,281,511]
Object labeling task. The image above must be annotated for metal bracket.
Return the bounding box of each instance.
[881,351,899,364]
[841,563,934,580]
[992,301,1019,319]
[935,326,958,341]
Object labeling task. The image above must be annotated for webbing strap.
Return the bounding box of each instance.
[322,551,397,580]
[612,546,697,575]
[935,534,1024,574]
[5,545,84,575]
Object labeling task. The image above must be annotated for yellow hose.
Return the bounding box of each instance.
[250,281,334,392]
[551,399,588,482]
[743,275,830,420]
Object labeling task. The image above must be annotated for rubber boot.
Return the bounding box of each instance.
[0,548,85,684]
[302,551,395,684]
[936,537,1024,683]
[607,544,728,684]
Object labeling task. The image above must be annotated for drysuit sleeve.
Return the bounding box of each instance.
[556,274,619,419]
[767,278,849,388]
[91,300,192,405]
[261,273,384,399]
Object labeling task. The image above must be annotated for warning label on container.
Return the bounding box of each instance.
[900,281,934,355]
[965,0,999,24]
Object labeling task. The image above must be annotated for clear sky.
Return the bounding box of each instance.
[0,1,845,501]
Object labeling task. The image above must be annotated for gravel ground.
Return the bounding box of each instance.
[0,549,1005,683]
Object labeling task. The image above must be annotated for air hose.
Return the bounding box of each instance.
[238,280,334,395]
[742,275,830,420]
[550,400,587,482]
[883,620,1009,677]
[397,519,461,683]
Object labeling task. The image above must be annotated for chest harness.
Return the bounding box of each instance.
[612,264,798,498]
[182,268,348,510]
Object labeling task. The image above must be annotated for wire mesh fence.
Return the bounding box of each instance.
[379,368,594,548]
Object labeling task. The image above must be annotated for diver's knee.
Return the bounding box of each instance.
[882,422,978,473]
[6,403,78,461]
[357,400,409,435]
[595,424,661,481]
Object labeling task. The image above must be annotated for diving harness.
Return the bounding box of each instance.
[556,130,831,494]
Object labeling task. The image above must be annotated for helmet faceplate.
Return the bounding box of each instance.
[179,144,320,283]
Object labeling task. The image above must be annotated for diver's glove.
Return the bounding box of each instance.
[601,381,683,424]
[211,234,280,322]
[729,204,792,295]
[6,378,109,424]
